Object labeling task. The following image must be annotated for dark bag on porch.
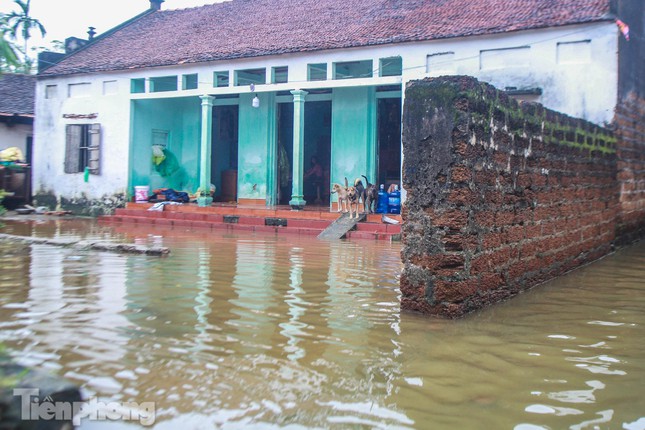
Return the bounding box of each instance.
[161,188,189,203]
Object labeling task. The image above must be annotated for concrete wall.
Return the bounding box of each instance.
[0,122,31,157]
[615,94,645,244]
[33,20,617,212]
[614,1,645,244]
[401,22,618,126]
[33,72,133,212]
[400,76,618,318]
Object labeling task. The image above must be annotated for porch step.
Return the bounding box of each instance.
[317,213,366,240]
[100,205,400,241]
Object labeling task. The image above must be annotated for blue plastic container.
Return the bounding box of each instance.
[376,184,388,214]
[388,185,401,214]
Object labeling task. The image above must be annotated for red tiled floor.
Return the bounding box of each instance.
[100,202,402,241]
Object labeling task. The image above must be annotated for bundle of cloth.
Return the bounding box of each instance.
[149,188,190,203]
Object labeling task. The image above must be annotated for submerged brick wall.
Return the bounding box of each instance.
[615,93,645,245]
[401,76,617,318]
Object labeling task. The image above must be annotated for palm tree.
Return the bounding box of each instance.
[0,15,20,72]
[4,0,46,62]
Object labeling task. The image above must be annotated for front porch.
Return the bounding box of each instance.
[99,202,402,241]
[129,84,402,211]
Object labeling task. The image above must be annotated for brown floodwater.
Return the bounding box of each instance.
[0,218,644,430]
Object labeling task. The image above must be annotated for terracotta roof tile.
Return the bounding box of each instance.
[40,0,611,76]
[0,74,35,117]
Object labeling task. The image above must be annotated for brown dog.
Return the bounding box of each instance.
[345,177,359,219]
[331,183,349,213]
[361,175,377,214]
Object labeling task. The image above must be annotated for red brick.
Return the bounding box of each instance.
[411,253,465,271]
[474,211,495,228]
[433,279,478,303]
[432,209,469,230]
[451,165,472,183]
[478,272,504,291]
[448,188,479,206]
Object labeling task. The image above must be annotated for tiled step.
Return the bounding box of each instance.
[100,206,401,241]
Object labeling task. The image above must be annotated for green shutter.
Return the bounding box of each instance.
[88,123,101,174]
[64,125,81,173]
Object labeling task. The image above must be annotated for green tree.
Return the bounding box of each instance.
[0,15,20,72]
[4,0,46,69]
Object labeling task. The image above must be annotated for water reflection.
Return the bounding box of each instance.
[0,219,643,429]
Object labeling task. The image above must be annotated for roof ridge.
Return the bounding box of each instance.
[37,7,157,76]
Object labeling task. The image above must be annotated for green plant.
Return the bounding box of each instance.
[0,189,7,217]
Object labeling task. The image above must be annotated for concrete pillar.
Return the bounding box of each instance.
[289,90,308,210]
[197,95,214,207]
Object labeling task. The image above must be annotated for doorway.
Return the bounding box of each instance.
[211,105,239,202]
[276,102,294,205]
[377,97,402,189]
[303,100,331,206]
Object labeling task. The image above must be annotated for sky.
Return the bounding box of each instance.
[0,0,220,52]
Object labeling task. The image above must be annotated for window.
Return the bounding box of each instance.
[152,129,169,147]
[65,124,101,174]
[68,82,91,98]
[308,63,327,81]
[480,46,530,70]
[103,80,118,95]
[131,78,145,94]
[426,52,455,75]
[557,40,591,65]
[272,66,288,84]
[214,71,229,87]
[45,84,57,99]
[380,57,402,77]
[182,73,198,90]
[235,68,266,86]
[333,60,373,79]
[150,76,178,92]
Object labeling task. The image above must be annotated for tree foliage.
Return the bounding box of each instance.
[1,0,46,74]
[0,16,20,72]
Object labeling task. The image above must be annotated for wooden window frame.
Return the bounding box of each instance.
[64,123,101,174]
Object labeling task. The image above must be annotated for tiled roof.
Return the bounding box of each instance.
[40,0,611,76]
[0,74,35,117]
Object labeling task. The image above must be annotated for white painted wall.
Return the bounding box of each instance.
[34,71,133,199]
[0,122,31,158]
[34,21,618,201]
[400,22,618,126]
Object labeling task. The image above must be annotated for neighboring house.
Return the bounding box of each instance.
[0,73,35,163]
[33,0,632,213]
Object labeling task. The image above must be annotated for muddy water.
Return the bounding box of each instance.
[0,218,644,430]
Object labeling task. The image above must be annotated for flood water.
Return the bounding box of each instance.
[0,218,644,430]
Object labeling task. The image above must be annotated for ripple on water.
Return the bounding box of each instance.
[0,220,644,430]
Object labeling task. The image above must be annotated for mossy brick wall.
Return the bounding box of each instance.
[400,76,617,318]
[615,92,645,245]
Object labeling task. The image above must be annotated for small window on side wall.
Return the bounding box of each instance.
[214,71,229,87]
[45,85,58,99]
[380,57,402,77]
[182,74,198,90]
[333,60,373,79]
[65,124,101,174]
[272,66,288,84]
[235,68,266,86]
[131,78,145,94]
[150,76,178,92]
[103,80,118,95]
[307,63,327,81]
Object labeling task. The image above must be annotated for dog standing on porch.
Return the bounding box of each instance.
[346,177,360,219]
[331,182,349,213]
[361,175,378,214]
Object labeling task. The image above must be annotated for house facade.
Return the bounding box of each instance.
[34,0,620,213]
[0,73,35,163]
